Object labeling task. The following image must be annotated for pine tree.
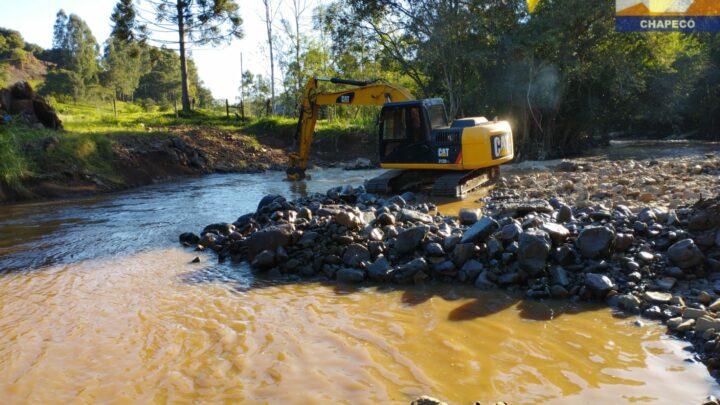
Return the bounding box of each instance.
[110,0,147,44]
[139,0,243,113]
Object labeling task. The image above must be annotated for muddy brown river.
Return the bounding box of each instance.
[1,146,719,404]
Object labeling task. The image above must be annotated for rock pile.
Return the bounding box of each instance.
[181,186,720,378]
[0,81,62,130]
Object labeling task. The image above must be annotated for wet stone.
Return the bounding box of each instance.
[395,226,429,255]
[576,226,615,259]
[517,229,551,275]
[460,217,499,244]
[667,239,705,269]
[644,291,673,304]
[336,268,365,283]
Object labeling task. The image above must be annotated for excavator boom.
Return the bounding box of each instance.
[286,78,414,180]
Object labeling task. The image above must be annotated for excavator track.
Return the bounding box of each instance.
[431,167,499,197]
[366,167,500,198]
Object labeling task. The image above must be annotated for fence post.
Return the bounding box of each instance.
[174,98,178,118]
[112,98,117,119]
[226,99,230,119]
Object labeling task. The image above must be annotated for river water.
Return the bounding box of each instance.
[1,154,719,403]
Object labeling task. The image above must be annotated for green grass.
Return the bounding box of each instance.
[0,99,375,198]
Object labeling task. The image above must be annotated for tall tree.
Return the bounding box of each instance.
[104,0,148,100]
[262,0,281,114]
[110,0,148,43]
[280,0,307,110]
[52,10,69,50]
[140,0,243,113]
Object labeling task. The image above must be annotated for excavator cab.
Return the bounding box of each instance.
[378,99,450,165]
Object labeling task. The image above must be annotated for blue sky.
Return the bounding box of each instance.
[0,0,316,100]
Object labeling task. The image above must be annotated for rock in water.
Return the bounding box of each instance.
[245,224,293,260]
[411,396,448,405]
[667,239,705,269]
[393,258,428,284]
[576,226,615,259]
[336,268,365,283]
[251,249,276,269]
[518,229,551,275]
[395,226,429,255]
[367,256,392,281]
[460,217,499,244]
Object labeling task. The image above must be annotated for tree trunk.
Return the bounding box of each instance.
[177,0,191,114]
[264,0,275,115]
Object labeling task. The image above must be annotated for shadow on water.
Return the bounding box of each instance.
[178,258,604,324]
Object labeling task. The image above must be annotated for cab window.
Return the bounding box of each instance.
[381,108,406,140]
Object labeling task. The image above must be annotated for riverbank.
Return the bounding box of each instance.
[0,107,376,204]
[181,151,720,392]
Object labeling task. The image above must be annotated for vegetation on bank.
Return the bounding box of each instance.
[0,99,372,199]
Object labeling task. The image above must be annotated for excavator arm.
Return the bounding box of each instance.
[286,77,414,180]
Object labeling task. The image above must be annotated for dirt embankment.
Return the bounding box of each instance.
[2,122,377,204]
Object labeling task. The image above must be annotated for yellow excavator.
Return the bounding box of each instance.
[286,77,514,197]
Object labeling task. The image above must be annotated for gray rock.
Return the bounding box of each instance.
[498,271,521,285]
[683,308,708,319]
[342,243,371,267]
[585,273,615,294]
[398,208,433,224]
[246,224,294,260]
[367,256,392,281]
[540,222,570,245]
[518,229,551,275]
[667,239,705,269]
[498,222,522,242]
[556,204,573,223]
[549,266,570,286]
[393,258,428,284]
[458,208,482,225]
[644,291,673,304]
[376,212,396,226]
[614,233,634,252]
[395,226,429,255]
[179,232,200,244]
[298,231,319,248]
[486,238,504,258]
[335,211,362,229]
[617,294,641,311]
[364,227,384,241]
[424,242,445,256]
[410,395,447,405]
[474,271,496,289]
[251,249,276,269]
[656,277,676,291]
[695,316,720,333]
[576,226,616,259]
[336,268,365,283]
[637,208,656,223]
[460,217,499,244]
[451,243,477,267]
[458,259,483,283]
[433,260,456,275]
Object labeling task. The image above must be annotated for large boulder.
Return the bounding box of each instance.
[367,256,392,281]
[394,226,429,255]
[585,273,615,295]
[245,224,294,260]
[342,243,371,267]
[517,229,551,275]
[667,239,705,269]
[576,226,615,259]
[392,258,428,284]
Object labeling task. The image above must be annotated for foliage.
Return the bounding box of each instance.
[141,0,243,112]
